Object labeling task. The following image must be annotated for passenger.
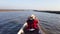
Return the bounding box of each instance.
[26,14,39,30]
[24,14,39,34]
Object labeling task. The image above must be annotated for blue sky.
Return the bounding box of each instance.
[0,0,60,10]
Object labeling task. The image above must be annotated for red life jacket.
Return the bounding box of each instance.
[26,19,38,29]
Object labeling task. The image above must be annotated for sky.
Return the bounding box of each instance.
[0,0,60,10]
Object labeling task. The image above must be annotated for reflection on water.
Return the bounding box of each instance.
[0,11,60,34]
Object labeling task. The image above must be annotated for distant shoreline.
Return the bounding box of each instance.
[34,10,60,14]
[0,9,26,12]
[0,9,60,14]
[0,9,25,11]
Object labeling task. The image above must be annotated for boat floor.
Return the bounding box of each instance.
[23,27,40,34]
[17,23,45,34]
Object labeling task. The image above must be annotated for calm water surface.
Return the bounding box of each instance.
[0,11,60,34]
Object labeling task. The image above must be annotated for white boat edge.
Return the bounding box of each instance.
[17,23,27,34]
[17,23,45,34]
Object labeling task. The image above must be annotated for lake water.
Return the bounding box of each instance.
[0,11,60,34]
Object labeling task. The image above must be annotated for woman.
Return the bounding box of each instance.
[23,14,40,34]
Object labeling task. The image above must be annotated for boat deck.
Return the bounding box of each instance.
[17,23,45,34]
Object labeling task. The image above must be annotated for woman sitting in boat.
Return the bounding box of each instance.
[27,15,39,30]
[24,14,39,34]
